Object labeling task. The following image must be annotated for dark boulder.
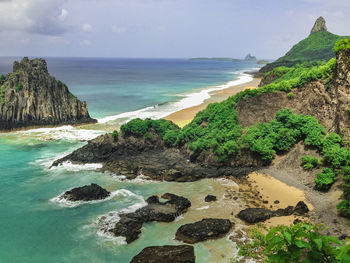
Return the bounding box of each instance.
[237,202,309,224]
[175,218,233,244]
[108,193,191,243]
[62,183,110,201]
[130,245,195,263]
[204,195,217,202]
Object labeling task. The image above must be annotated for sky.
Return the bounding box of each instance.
[0,0,349,59]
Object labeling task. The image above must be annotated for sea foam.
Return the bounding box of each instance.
[97,73,253,125]
[50,189,137,208]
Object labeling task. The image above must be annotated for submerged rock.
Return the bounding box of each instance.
[0,57,96,131]
[130,245,195,263]
[62,183,110,201]
[237,201,309,224]
[175,218,233,244]
[204,195,217,202]
[108,193,191,243]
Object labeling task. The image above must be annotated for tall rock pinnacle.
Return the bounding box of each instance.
[310,16,327,35]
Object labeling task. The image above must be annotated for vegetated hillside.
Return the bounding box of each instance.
[260,17,348,73]
[0,57,96,130]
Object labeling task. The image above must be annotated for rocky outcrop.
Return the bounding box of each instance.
[244,54,257,61]
[62,184,110,201]
[130,245,195,263]
[0,57,96,130]
[204,195,217,202]
[238,49,350,140]
[175,218,233,244]
[105,193,191,243]
[310,16,327,35]
[52,132,257,182]
[237,201,309,223]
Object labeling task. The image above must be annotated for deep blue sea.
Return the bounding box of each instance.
[0,57,258,263]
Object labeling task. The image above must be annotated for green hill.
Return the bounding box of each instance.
[260,17,347,73]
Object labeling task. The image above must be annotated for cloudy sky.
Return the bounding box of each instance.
[0,0,349,59]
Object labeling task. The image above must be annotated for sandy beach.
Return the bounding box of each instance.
[164,77,261,127]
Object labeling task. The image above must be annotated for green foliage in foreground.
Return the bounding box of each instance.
[301,155,322,170]
[0,74,5,85]
[236,223,350,263]
[16,82,23,91]
[334,39,350,53]
[111,130,118,142]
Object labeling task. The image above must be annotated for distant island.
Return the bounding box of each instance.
[190,54,269,64]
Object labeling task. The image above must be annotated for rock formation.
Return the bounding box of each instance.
[244,54,257,61]
[204,195,217,202]
[175,218,233,244]
[130,245,195,263]
[0,57,96,130]
[237,201,309,224]
[62,184,110,201]
[100,193,191,243]
[310,16,327,35]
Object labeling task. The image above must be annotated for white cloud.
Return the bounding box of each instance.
[82,23,93,32]
[48,36,70,45]
[112,25,128,34]
[0,0,68,35]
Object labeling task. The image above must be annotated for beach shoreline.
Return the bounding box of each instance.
[164,77,261,127]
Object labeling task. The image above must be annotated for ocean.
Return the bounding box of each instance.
[0,57,258,263]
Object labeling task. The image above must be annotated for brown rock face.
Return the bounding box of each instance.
[237,49,350,140]
[310,16,327,35]
[0,57,96,130]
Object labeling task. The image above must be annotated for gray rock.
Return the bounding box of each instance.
[0,57,96,130]
[310,16,327,35]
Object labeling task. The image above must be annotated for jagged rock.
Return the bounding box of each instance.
[62,184,110,201]
[204,195,217,202]
[52,132,258,182]
[0,57,96,130]
[175,218,233,244]
[108,193,191,243]
[244,54,257,61]
[130,245,195,263]
[237,201,309,223]
[310,16,327,35]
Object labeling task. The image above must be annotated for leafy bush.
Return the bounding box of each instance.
[315,168,336,191]
[120,118,149,136]
[111,130,118,142]
[16,82,23,91]
[237,223,350,263]
[0,74,5,85]
[301,155,322,170]
[334,38,350,53]
[287,92,294,99]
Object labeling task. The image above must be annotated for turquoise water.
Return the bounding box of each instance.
[0,58,256,262]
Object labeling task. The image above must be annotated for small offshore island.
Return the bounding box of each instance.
[2,15,350,263]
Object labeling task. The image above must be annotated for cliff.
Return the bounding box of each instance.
[237,48,350,140]
[0,57,96,130]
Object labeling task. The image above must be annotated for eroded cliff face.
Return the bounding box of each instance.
[0,57,96,130]
[237,50,350,140]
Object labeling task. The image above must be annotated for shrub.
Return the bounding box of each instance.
[111,130,118,142]
[121,118,148,136]
[334,38,350,53]
[236,223,350,263]
[0,74,5,85]
[315,168,336,191]
[16,82,23,91]
[301,155,322,170]
[287,92,294,99]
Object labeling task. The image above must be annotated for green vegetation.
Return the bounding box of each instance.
[301,155,322,170]
[287,92,294,99]
[334,39,350,53]
[315,168,336,191]
[0,74,5,85]
[16,82,23,91]
[236,223,350,263]
[261,31,347,72]
[111,130,118,142]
